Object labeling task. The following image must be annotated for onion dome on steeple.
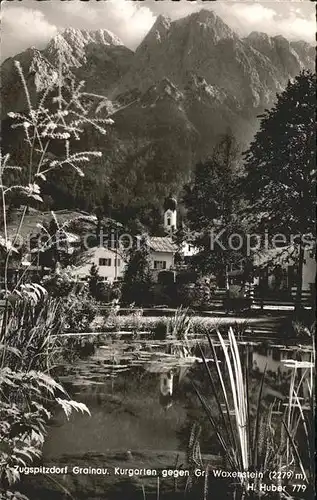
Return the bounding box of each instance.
[164,195,177,212]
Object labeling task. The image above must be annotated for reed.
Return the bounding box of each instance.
[101,311,223,339]
[0,285,91,499]
[282,355,314,484]
[0,55,110,499]
[192,327,313,496]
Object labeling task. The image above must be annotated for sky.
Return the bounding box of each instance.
[0,0,315,61]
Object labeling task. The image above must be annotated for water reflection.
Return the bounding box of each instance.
[252,344,312,375]
[57,335,313,408]
[54,335,313,435]
[39,335,313,500]
[159,371,174,410]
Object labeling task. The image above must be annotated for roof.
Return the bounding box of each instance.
[6,208,97,241]
[73,246,126,268]
[82,246,118,256]
[164,196,177,211]
[56,231,81,243]
[147,236,177,253]
[253,245,298,266]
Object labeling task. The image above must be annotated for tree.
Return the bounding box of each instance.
[184,132,239,226]
[183,131,247,282]
[243,71,316,310]
[89,263,99,299]
[121,237,152,305]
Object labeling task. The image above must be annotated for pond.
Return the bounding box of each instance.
[18,322,314,500]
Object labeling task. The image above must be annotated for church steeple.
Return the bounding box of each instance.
[163,194,177,232]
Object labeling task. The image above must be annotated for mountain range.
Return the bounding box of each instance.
[1,9,314,224]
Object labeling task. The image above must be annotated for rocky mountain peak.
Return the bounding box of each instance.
[1,8,315,217]
[272,34,290,50]
[28,50,58,92]
[247,31,270,41]
[137,14,171,49]
[58,27,123,47]
[245,31,314,76]
[195,8,216,21]
[290,40,315,66]
[245,31,273,55]
[246,31,271,45]
[154,14,172,31]
[180,9,236,43]
[45,27,123,68]
[192,8,223,28]
[124,9,238,95]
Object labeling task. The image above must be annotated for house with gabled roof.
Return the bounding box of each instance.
[146,236,177,272]
[71,246,125,284]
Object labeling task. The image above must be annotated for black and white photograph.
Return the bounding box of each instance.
[0,0,315,499]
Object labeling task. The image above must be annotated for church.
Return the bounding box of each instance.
[71,196,182,284]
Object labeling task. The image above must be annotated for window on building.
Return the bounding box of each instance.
[154,260,167,270]
[114,259,121,267]
[99,258,111,266]
[287,265,299,288]
[272,348,281,362]
[167,218,171,226]
[259,268,269,289]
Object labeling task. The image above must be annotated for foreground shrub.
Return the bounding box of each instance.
[41,269,81,297]
[152,319,169,340]
[0,285,92,498]
[177,280,212,309]
[61,291,98,333]
[0,48,113,499]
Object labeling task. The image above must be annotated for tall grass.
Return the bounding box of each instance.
[167,306,192,357]
[0,56,112,499]
[0,285,92,499]
[282,355,314,484]
[1,286,64,372]
[193,327,314,496]
[101,310,223,339]
[193,329,253,481]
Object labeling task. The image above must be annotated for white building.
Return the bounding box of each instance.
[147,236,177,271]
[253,245,315,292]
[163,196,177,233]
[71,236,177,284]
[68,196,195,284]
[181,241,199,259]
[72,247,125,283]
